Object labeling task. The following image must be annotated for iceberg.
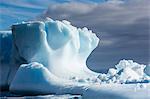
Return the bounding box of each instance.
[11,18,99,80]
[0,19,99,93]
[0,18,150,98]
[0,18,97,94]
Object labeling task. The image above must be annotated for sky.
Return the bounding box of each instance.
[0,0,149,73]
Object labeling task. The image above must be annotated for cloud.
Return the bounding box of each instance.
[41,0,150,72]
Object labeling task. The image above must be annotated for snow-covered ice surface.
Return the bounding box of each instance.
[1,84,150,99]
[98,60,150,84]
[0,18,150,99]
[83,83,150,99]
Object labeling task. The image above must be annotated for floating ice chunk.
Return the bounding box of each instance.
[115,60,146,77]
[97,60,149,84]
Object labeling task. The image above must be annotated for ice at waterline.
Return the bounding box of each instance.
[0,18,150,98]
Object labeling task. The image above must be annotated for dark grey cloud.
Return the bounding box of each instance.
[41,0,150,73]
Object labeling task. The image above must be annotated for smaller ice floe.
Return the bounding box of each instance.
[97,60,150,84]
